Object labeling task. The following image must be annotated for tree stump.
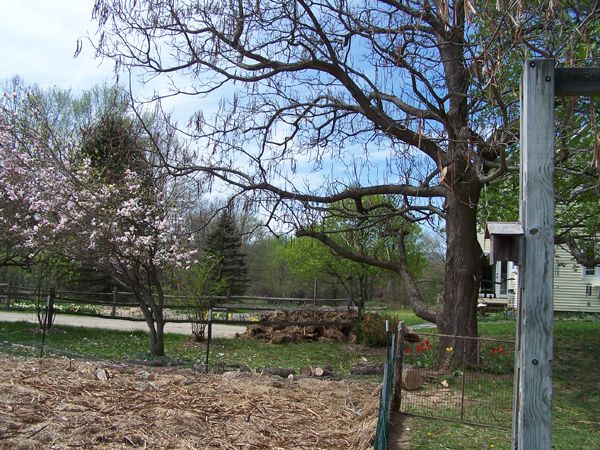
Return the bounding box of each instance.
[402,367,422,390]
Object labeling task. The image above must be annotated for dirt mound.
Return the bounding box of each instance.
[238,310,358,344]
[0,354,378,449]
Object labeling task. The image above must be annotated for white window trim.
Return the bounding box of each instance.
[582,265,600,277]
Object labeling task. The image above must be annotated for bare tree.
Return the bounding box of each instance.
[90,0,599,366]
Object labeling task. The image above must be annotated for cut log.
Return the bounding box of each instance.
[402,367,423,390]
[350,363,384,376]
[259,367,296,378]
[313,365,333,377]
[94,368,110,381]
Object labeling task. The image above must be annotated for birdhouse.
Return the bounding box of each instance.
[485,222,524,265]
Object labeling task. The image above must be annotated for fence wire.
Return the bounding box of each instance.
[399,333,514,428]
[374,331,396,450]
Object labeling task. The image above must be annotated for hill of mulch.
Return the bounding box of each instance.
[237,310,359,344]
[0,354,378,449]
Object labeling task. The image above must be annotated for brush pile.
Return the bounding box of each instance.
[237,310,358,344]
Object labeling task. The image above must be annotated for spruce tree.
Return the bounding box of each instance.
[206,211,248,296]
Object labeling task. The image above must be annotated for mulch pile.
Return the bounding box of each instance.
[237,310,359,344]
[0,354,378,449]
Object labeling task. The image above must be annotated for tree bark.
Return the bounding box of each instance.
[147,317,165,357]
[136,290,166,357]
[395,232,438,323]
[436,185,483,369]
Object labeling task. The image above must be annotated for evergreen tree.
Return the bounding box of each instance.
[205,211,248,296]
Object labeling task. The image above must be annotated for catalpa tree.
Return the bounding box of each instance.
[0,86,196,356]
[91,0,599,366]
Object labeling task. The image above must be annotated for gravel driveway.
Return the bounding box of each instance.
[0,311,246,337]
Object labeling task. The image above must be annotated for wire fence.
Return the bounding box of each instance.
[398,332,514,428]
[374,324,397,450]
[372,322,515,449]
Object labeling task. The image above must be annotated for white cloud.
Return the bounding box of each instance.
[0,0,114,90]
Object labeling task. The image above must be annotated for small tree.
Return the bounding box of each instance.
[205,210,249,297]
[172,259,222,342]
[0,83,197,356]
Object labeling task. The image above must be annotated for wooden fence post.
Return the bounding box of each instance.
[46,287,56,330]
[513,59,555,449]
[6,281,12,307]
[111,286,118,317]
[392,321,405,411]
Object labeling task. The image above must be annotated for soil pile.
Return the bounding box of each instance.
[238,310,358,344]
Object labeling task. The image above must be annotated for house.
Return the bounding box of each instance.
[479,232,518,307]
[478,233,600,313]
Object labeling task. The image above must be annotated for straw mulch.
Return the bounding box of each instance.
[0,355,378,449]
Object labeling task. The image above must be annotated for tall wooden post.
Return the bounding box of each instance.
[111,286,118,317]
[513,59,555,449]
[392,321,405,412]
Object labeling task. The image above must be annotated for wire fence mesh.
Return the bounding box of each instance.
[373,330,396,450]
[371,323,515,449]
[399,332,514,428]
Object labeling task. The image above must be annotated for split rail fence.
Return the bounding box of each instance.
[0,284,359,328]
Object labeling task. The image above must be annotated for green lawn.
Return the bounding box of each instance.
[408,319,600,449]
[0,320,386,374]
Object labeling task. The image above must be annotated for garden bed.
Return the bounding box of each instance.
[0,354,378,449]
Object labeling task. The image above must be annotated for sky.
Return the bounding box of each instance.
[0,0,443,235]
[0,0,115,91]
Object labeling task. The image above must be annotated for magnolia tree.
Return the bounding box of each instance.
[0,89,196,356]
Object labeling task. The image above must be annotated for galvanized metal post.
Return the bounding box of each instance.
[513,59,555,449]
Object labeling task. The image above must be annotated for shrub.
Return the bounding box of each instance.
[478,307,516,322]
[359,312,400,347]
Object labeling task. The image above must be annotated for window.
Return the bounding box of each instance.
[584,266,598,276]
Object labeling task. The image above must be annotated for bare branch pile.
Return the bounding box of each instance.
[237,310,358,344]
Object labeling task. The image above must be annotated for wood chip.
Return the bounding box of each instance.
[0,355,378,449]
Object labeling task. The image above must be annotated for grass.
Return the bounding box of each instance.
[1,311,598,449]
[0,320,386,374]
[378,308,429,326]
[408,319,600,449]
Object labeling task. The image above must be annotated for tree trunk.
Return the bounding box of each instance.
[136,290,166,357]
[395,232,438,324]
[148,317,165,357]
[436,186,483,369]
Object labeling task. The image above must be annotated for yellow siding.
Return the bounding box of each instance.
[554,246,600,312]
[478,233,600,312]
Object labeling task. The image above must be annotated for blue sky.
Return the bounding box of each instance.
[0,1,115,91]
[0,0,445,235]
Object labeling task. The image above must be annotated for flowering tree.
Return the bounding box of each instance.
[0,86,196,356]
